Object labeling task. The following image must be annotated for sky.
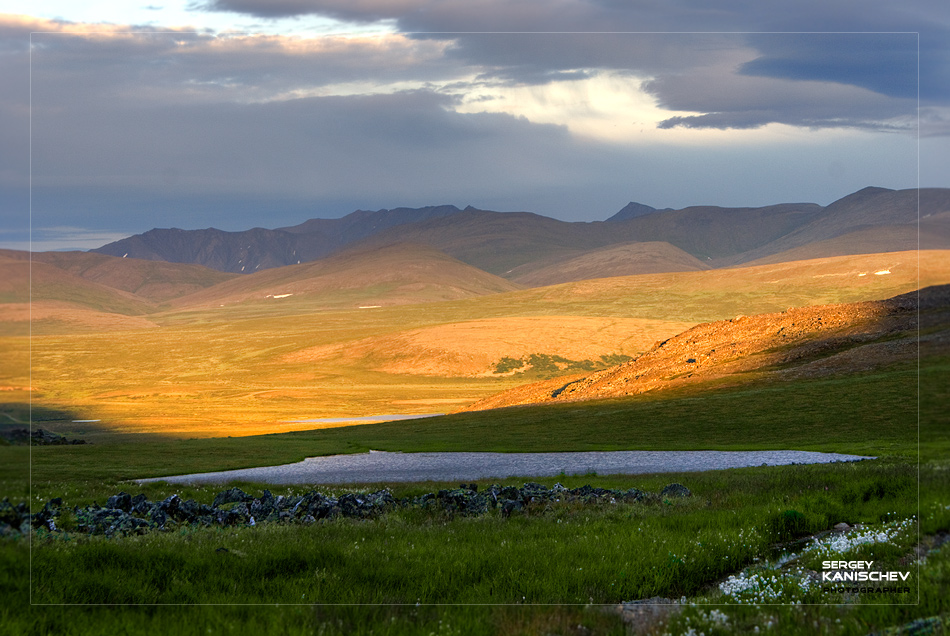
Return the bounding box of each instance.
[1,1,948,251]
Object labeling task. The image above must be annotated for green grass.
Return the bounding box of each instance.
[20,462,924,605]
[4,458,948,634]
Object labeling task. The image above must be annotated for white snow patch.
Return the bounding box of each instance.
[874,269,891,276]
[359,305,382,309]
[272,293,293,299]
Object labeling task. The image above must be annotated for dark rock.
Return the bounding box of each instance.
[216,509,244,526]
[567,485,612,502]
[521,482,550,502]
[0,498,31,535]
[76,508,149,536]
[499,485,521,501]
[337,493,368,518]
[622,488,648,502]
[212,487,253,508]
[660,483,692,498]
[24,480,686,536]
[30,428,87,446]
[501,499,524,518]
[32,498,63,530]
[106,492,133,513]
[249,492,279,520]
[436,488,488,516]
[365,490,396,512]
[131,494,150,515]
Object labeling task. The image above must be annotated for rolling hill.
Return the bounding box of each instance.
[340,201,821,276]
[507,241,709,286]
[717,187,950,266]
[27,250,237,303]
[0,250,154,315]
[168,242,522,310]
[460,283,948,412]
[19,247,950,435]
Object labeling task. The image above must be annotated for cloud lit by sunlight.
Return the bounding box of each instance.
[449,70,829,146]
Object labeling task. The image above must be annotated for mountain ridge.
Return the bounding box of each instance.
[88,187,949,283]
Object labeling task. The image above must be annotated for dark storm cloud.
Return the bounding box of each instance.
[197,0,945,132]
[26,28,457,108]
[0,10,933,248]
[17,21,600,229]
[645,60,916,132]
[740,33,923,101]
[439,32,740,86]
[197,0,946,36]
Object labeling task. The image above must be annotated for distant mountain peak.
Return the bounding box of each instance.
[606,201,669,222]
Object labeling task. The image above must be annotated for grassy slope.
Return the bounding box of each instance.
[14,250,947,436]
[0,255,155,315]
[509,241,709,287]
[29,250,239,302]
[167,242,521,310]
[9,354,940,502]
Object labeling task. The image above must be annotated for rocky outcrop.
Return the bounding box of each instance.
[0,498,31,537]
[0,428,87,446]
[21,481,685,538]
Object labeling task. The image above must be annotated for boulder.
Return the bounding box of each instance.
[212,487,253,508]
[106,492,132,513]
[660,483,692,498]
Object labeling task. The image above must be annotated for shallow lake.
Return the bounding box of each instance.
[136,449,874,486]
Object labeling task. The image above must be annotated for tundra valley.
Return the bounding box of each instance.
[3,185,950,635]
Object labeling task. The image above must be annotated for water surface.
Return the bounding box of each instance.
[137,449,874,486]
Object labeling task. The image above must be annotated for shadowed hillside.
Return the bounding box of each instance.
[341,203,821,275]
[509,241,709,287]
[92,205,465,273]
[718,187,950,266]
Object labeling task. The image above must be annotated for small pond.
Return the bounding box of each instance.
[136,449,874,486]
